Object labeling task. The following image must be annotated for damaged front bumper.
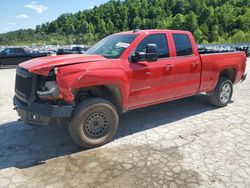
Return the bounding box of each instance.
[13,96,74,126]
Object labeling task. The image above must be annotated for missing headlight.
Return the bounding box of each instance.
[37,81,62,100]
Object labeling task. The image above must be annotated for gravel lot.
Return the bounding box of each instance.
[0,59,250,188]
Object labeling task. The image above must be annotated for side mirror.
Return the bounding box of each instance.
[131,44,158,63]
[145,44,158,62]
[131,52,143,62]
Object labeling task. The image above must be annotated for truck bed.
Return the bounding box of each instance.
[199,51,247,93]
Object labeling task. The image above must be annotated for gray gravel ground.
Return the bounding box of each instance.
[0,59,250,188]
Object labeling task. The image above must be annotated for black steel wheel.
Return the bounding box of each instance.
[84,112,108,138]
[68,98,119,148]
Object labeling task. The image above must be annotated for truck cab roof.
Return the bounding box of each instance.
[116,29,192,35]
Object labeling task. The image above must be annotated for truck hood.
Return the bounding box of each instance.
[19,54,106,76]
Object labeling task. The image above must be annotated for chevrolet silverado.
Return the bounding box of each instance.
[13,29,247,148]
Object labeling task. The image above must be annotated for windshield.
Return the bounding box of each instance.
[85,34,138,59]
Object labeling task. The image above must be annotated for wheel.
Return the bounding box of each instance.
[209,77,233,107]
[68,98,119,148]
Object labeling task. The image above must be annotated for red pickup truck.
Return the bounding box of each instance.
[14,29,247,148]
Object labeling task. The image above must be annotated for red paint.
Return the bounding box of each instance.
[20,54,106,76]
[19,30,247,111]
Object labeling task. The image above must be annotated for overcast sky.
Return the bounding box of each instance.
[0,0,109,34]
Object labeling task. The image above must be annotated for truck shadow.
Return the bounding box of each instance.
[0,95,217,170]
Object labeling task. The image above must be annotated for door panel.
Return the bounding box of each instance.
[171,33,201,97]
[126,33,177,109]
[128,58,176,108]
[174,55,201,97]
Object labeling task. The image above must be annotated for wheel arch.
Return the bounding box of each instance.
[219,68,237,84]
[74,85,124,114]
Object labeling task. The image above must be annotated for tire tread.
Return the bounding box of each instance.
[69,98,119,148]
[209,76,233,107]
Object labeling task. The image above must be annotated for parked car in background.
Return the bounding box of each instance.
[71,46,87,54]
[198,44,250,57]
[0,47,50,67]
[14,29,247,148]
[56,48,71,55]
[57,46,88,55]
[234,45,250,57]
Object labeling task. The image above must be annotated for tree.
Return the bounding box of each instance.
[173,0,186,15]
[185,11,198,32]
[229,31,250,43]
[171,14,185,30]
[48,22,59,33]
[132,16,142,29]
[193,28,203,43]
[98,19,107,37]
[0,0,249,45]
[210,25,219,42]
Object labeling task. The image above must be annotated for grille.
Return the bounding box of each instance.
[15,67,36,103]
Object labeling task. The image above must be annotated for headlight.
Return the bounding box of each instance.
[37,81,62,100]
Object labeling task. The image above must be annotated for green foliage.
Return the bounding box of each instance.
[229,30,250,43]
[193,28,203,43]
[0,0,249,45]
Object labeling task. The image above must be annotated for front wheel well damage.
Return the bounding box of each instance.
[74,85,123,113]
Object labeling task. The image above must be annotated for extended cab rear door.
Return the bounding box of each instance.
[170,32,201,97]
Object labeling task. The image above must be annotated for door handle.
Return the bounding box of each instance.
[165,64,174,71]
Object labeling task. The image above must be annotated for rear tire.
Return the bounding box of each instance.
[209,77,233,107]
[68,98,119,148]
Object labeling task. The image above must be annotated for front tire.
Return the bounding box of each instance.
[69,98,119,148]
[209,77,233,107]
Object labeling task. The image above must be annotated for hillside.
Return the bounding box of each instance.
[0,0,249,45]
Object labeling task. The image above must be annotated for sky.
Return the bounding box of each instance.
[0,0,109,34]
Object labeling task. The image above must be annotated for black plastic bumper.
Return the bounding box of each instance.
[13,96,74,126]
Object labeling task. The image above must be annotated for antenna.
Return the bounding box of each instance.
[133,28,141,33]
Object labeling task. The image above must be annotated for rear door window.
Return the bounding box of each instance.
[173,34,193,56]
